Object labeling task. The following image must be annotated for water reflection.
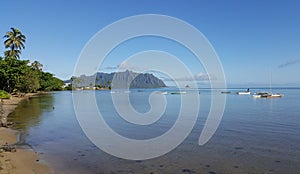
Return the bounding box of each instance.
[8,94,54,131]
[5,90,300,173]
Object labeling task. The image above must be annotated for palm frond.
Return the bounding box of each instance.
[3,27,26,59]
[4,50,20,59]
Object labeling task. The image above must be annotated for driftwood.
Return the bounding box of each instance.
[0,143,16,152]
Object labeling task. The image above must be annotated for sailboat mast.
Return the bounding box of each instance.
[270,70,272,93]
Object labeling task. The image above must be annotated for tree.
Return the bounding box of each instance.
[39,72,63,91]
[2,58,40,93]
[1,28,63,93]
[31,60,43,71]
[4,50,20,59]
[3,27,26,59]
[15,67,40,93]
[107,80,111,90]
[0,57,7,90]
[0,58,30,93]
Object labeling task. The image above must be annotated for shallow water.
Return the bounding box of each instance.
[9,88,300,174]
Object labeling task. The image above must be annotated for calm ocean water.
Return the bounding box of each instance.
[9,88,300,174]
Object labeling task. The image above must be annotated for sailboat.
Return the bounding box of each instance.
[253,71,284,98]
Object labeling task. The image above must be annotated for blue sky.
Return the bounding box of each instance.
[1,0,300,87]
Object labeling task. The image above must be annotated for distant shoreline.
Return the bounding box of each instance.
[0,93,53,174]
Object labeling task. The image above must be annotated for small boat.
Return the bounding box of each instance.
[237,91,251,95]
[237,88,250,95]
[263,71,284,98]
[253,92,269,98]
[170,91,187,95]
[221,91,231,94]
[253,94,262,98]
[252,92,284,98]
[268,93,284,98]
[155,91,168,95]
[253,72,284,98]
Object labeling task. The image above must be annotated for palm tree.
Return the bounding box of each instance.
[31,60,43,71]
[3,27,26,59]
[4,50,20,59]
[107,80,111,90]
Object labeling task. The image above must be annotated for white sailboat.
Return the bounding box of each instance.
[268,72,284,98]
[253,71,284,98]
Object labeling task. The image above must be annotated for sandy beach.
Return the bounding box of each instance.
[0,94,53,174]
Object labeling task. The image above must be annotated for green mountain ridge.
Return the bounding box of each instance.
[67,70,166,89]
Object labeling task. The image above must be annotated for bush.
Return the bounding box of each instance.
[0,90,10,99]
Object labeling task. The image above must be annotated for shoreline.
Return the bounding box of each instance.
[0,93,53,174]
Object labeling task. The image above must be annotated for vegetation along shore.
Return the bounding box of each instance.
[0,28,56,173]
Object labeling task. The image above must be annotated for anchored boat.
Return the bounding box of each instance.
[252,72,284,98]
[253,92,284,98]
[237,88,251,95]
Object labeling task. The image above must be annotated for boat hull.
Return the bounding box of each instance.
[237,91,251,95]
[252,92,284,98]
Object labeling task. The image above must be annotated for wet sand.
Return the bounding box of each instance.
[0,94,53,174]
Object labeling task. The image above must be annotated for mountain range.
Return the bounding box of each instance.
[66,70,166,88]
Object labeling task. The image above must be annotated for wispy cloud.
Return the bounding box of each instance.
[104,66,118,70]
[194,72,213,80]
[278,59,300,68]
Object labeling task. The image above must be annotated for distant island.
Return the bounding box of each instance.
[65,70,166,90]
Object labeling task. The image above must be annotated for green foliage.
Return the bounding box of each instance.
[4,50,21,59]
[0,28,63,93]
[0,57,28,92]
[15,67,40,93]
[39,72,63,91]
[0,57,39,93]
[0,56,63,93]
[0,90,10,99]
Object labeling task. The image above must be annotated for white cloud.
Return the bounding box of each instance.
[194,72,212,80]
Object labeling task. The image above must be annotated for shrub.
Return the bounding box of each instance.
[0,90,10,99]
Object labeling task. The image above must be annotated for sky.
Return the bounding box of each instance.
[1,0,300,87]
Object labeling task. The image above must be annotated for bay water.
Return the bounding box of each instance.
[9,88,300,174]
